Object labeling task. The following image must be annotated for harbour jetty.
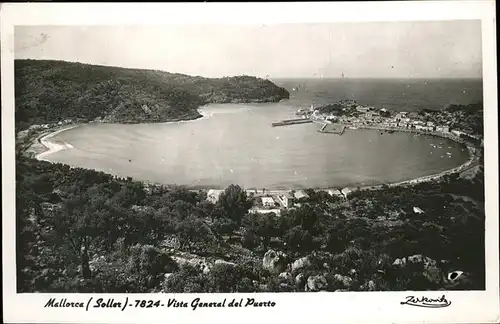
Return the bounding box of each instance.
[318,123,346,135]
[271,118,313,127]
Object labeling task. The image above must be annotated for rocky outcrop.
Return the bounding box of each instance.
[443,270,472,289]
[214,259,237,267]
[295,273,306,288]
[279,272,292,281]
[306,275,328,292]
[159,235,181,250]
[172,253,211,274]
[368,280,376,291]
[331,274,353,288]
[392,254,436,268]
[262,250,288,274]
[392,254,442,285]
[291,256,311,273]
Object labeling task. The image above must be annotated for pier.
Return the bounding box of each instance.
[271,117,346,135]
[271,118,313,127]
[317,123,346,135]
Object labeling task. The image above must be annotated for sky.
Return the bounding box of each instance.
[15,21,482,79]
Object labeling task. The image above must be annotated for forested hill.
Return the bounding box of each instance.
[15,59,290,130]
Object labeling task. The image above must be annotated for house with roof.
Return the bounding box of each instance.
[413,206,425,214]
[294,190,310,201]
[356,106,371,113]
[341,187,353,199]
[261,197,275,208]
[207,189,222,204]
[277,192,295,208]
[327,189,344,199]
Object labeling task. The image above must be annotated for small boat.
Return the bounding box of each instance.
[129,159,132,162]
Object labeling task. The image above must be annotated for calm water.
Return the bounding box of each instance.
[45,79,481,189]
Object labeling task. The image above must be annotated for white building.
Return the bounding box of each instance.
[294,190,309,200]
[278,193,295,208]
[207,190,222,204]
[261,197,275,208]
[327,189,344,198]
[436,126,450,133]
[341,188,353,199]
[413,206,425,214]
[356,106,370,113]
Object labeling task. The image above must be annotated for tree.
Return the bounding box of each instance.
[284,225,314,253]
[122,244,178,292]
[48,191,122,279]
[175,215,214,251]
[241,228,260,249]
[90,243,178,293]
[206,263,255,293]
[112,181,146,207]
[242,212,277,249]
[163,264,207,293]
[216,184,252,230]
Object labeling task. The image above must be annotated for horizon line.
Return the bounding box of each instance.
[14,58,483,81]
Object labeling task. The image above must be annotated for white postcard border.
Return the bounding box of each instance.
[1,2,498,324]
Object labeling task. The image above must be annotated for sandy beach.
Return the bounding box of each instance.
[34,125,80,161]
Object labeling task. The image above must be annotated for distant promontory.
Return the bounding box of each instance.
[15,59,290,129]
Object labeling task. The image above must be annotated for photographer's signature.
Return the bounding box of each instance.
[400,295,451,308]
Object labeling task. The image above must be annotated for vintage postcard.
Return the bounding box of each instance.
[1,2,498,323]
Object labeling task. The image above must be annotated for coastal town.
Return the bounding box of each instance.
[276,99,481,142]
[212,99,483,217]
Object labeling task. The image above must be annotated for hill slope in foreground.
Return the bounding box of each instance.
[15,59,290,129]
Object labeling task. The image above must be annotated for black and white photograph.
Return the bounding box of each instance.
[2,2,498,324]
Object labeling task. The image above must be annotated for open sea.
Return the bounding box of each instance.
[44,78,482,189]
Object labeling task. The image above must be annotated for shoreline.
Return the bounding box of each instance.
[23,108,481,193]
[34,124,80,161]
[23,108,211,161]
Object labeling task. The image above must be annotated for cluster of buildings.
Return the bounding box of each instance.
[205,187,356,216]
[206,188,314,213]
[312,102,464,136]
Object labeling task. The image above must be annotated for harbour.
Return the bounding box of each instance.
[271,118,313,127]
[272,116,346,135]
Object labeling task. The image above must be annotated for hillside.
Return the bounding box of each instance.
[15,60,289,130]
